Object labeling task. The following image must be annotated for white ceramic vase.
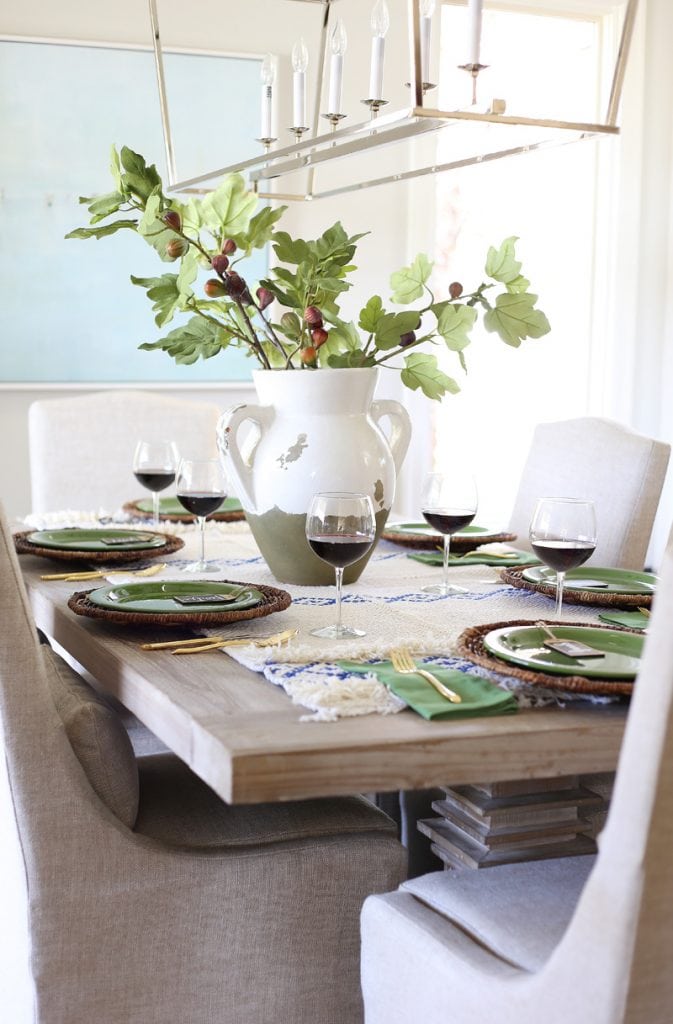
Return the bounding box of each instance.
[216,367,411,584]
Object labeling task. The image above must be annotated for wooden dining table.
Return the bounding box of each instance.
[20,549,628,809]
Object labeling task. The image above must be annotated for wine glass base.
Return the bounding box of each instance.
[421,583,467,595]
[310,624,367,639]
[181,560,222,574]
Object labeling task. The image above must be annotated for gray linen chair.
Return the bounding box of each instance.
[508,416,670,569]
[0,505,406,1024]
[361,531,673,1023]
[28,389,222,512]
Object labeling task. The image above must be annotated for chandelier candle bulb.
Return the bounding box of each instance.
[328,19,347,115]
[260,54,275,140]
[292,37,309,128]
[467,0,483,68]
[369,0,390,101]
[420,0,436,85]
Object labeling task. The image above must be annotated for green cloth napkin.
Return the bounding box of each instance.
[598,610,650,631]
[337,660,518,721]
[407,549,538,568]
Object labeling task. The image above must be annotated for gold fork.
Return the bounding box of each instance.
[41,562,167,582]
[140,627,299,654]
[388,647,462,704]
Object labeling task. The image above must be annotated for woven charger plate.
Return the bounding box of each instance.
[14,530,184,565]
[500,566,654,609]
[455,619,635,696]
[382,528,517,552]
[67,578,292,627]
[122,500,245,523]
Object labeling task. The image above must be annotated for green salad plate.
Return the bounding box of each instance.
[27,528,168,552]
[88,580,263,615]
[521,566,657,595]
[484,624,644,680]
[134,496,242,517]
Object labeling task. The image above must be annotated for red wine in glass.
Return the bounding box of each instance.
[530,540,595,572]
[420,472,478,596]
[305,492,376,639]
[529,498,597,616]
[176,459,228,572]
[308,534,374,568]
[133,440,179,527]
[176,493,225,518]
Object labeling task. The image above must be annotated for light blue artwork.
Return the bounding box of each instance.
[0,40,265,383]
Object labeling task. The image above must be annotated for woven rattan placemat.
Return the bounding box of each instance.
[455,618,635,696]
[382,529,517,552]
[500,566,654,610]
[67,578,292,627]
[122,500,245,523]
[14,531,184,565]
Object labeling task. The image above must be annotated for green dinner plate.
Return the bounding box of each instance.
[88,580,263,614]
[387,522,495,539]
[484,624,644,679]
[27,529,168,552]
[521,565,657,595]
[135,496,242,515]
[408,549,538,568]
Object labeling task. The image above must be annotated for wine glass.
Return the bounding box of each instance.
[133,440,180,528]
[420,471,478,595]
[529,497,597,617]
[176,459,228,572]
[305,492,376,639]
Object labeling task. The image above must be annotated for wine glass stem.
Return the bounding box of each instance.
[335,566,344,634]
[443,533,451,591]
[555,571,566,617]
[152,491,160,528]
[198,516,206,565]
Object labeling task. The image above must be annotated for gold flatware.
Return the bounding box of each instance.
[535,620,558,641]
[637,607,651,617]
[41,562,167,582]
[140,627,299,654]
[388,647,462,704]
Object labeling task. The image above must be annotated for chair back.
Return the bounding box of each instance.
[29,390,222,511]
[551,529,673,1020]
[509,417,670,568]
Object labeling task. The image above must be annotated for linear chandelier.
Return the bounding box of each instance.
[149,0,639,202]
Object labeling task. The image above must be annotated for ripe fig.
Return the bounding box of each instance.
[399,331,416,348]
[211,254,230,275]
[224,272,247,298]
[204,278,226,298]
[300,346,317,364]
[221,239,237,255]
[256,286,274,310]
[311,327,328,347]
[162,210,182,232]
[449,281,463,299]
[166,238,188,259]
[303,306,323,328]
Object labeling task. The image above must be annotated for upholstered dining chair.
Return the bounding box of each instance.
[361,530,673,1024]
[28,389,222,512]
[0,505,406,1024]
[508,416,670,569]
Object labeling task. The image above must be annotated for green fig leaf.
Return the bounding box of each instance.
[400,352,460,401]
[139,315,232,362]
[506,274,530,294]
[485,236,522,285]
[358,295,384,334]
[199,173,258,237]
[433,302,478,352]
[130,272,189,327]
[374,311,423,350]
[237,204,287,252]
[65,220,138,240]
[390,253,433,304]
[119,146,163,203]
[483,292,551,347]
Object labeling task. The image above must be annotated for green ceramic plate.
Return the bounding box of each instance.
[521,565,657,595]
[408,549,538,568]
[598,610,650,631]
[484,624,644,679]
[386,522,496,539]
[27,529,167,552]
[135,496,242,515]
[88,580,263,614]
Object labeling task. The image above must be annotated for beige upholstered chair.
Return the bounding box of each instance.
[509,416,670,569]
[28,390,222,512]
[0,506,406,1024]
[361,532,673,1024]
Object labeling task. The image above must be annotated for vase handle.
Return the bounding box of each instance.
[216,403,273,511]
[369,400,412,474]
